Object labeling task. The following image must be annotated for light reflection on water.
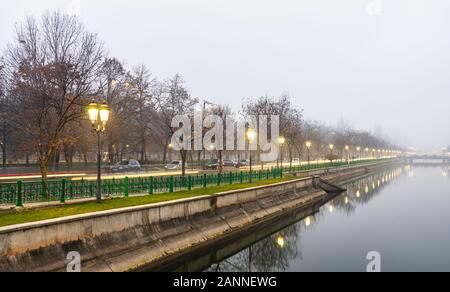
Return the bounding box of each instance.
[192,165,450,272]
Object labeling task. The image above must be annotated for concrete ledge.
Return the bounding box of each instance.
[0,177,315,234]
[0,195,214,234]
[0,178,313,256]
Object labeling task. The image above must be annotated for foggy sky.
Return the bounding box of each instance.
[1,0,449,151]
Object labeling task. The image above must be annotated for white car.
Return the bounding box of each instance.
[111,160,141,173]
[165,161,188,170]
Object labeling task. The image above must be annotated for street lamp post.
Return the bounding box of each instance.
[247,128,257,183]
[345,145,350,164]
[168,143,173,162]
[87,100,111,204]
[278,136,286,169]
[306,141,312,167]
[329,144,334,164]
[210,144,216,159]
[357,147,361,161]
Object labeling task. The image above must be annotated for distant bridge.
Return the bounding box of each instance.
[406,155,450,165]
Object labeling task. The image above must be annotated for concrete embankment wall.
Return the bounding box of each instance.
[0,160,400,272]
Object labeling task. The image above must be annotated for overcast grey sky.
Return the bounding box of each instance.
[1,0,449,151]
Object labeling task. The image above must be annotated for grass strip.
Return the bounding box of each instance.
[0,177,297,228]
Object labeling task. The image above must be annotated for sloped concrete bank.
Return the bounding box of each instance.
[0,160,400,272]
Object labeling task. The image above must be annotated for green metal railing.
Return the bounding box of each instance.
[0,158,393,206]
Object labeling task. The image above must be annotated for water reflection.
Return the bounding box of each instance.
[200,167,407,272]
[442,167,449,177]
[305,167,405,231]
[207,225,301,272]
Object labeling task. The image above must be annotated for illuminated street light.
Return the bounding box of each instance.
[87,102,99,124]
[306,141,312,166]
[168,143,173,161]
[329,144,334,164]
[247,128,257,143]
[209,144,216,160]
[278,136,286,168]
[87,99,111,204]
[345,145,350,163]
[247,128,257,183]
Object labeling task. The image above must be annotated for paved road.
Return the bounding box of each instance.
[0,160,359,183]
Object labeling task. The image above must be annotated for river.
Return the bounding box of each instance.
[170,165,450,272]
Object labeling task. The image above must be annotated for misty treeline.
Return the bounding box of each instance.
[0,12,396,183]
[240,95,397,162]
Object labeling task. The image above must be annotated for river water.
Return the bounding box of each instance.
[172,165,450,272]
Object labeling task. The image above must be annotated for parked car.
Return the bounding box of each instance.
[223,160,237,168]
[236,160,249,167]
[165,161,187,170]
[111,160,141,173]
[205,159,220,170]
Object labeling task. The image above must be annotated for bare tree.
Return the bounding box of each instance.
[98,58,128,164]
[5,12,104,195]
[207,105,233,173]
[242,94,304,167]
[241,95,279,168]
[157,74,198,176]
[308,121,330,160]
[0,58,11,166]
[127,64,157,163]
[333,118,356,158]
[284,108,304,165]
